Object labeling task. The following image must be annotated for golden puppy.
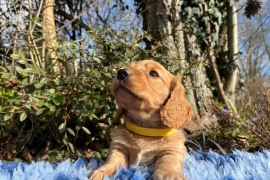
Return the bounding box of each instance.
[89,60,193,180]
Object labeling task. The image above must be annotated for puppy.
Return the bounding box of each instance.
[89,60,193,180]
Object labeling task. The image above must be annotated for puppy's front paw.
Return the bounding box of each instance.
[88,169,106,180]
[152,169,185,180]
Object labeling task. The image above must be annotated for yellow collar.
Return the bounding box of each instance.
[125,120,175,137]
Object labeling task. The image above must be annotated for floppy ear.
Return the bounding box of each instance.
[160,77,193,128]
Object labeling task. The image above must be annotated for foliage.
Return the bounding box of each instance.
[181,0,239,86]
[181,0,227,45]
[0,24,167,161]
[187,87,270,153]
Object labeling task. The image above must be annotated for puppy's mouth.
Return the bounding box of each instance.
[116,84,141,100]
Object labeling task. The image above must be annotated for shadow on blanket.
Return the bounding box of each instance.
[1,150,270,180]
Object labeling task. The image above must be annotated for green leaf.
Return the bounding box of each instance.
[30,17,38,22]
[63,136,68,145]
[131,54,139,61]
[94,152,101,159]
[4,113,12,121]
[49,89,55,94]
[38,68,46,75]
[18,50,25,59]
[101,80,105,86]
[52,98,60,105]
[67,128,75,136]
[15,66,24,75]
[55,109,61,117]
[29,74,36,83]
[105,105,110,113]
[68,142,75,153]
[100,113,107,119]
[20,112,27,121]
[93,57,101,63]
[22,78,28,85]
[34,83,43,89]
[26,105,32,110]
[22,71,29,77]
[53,79,60,85]
[25,68,38,74]
[75,126,80,131]
[36,109,44,115]
[40,77,48,84]
[50,106,56,112]
[90,113,98,120]
[104,72,111,78]
[35,22,42,27]
[7,98,22,103]
[1,73,10,79]
[1,67,7,72]
[82,127,91,134]
[58,123,66,134]
[6,65,13,71]
[11,54,20,59]
[12,106,20,110]
[18,60,27,64]
[67,42,74,47]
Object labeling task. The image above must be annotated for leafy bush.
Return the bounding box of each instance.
[0,26,169,161]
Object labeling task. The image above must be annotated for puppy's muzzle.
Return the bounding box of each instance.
[117,69,131,81]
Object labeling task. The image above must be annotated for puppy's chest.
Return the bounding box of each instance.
[114,127,184,166]
[126,136,163,166]
[128,139,160,166]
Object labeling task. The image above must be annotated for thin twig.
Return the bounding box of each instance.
[239,14,270,51]
[12,0,24,68]
[208,139,227,155]
[27,0,35,64]
[30,0,44,33]
[27,0,43,67]
[235,116,270,147]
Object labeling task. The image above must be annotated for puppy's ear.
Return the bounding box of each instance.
[114,107,124,123]
[160,77,193,128]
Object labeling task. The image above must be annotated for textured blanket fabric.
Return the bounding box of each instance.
[1,150,270,180]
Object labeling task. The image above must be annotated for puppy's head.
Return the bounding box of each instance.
[111,60,193,128]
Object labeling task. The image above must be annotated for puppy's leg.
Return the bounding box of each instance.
[89,148,128,180]
[152,151,186,180]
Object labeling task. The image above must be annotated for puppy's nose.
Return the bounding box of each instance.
[117,68,131,81]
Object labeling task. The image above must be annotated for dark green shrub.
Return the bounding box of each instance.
[0,26,171,161]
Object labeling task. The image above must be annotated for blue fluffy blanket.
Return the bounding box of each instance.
[1,150,270,180]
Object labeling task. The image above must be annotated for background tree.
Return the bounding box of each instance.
[135,0,241,124]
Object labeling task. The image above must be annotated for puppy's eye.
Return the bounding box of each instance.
[149,71,158,77]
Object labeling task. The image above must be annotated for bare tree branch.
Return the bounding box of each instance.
[55,4,91,31]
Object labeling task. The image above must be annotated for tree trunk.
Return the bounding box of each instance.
[183,34,215,118]
[43,0,59,73]
[141,0,186,69]
[140,0,216,125]
[225,4,239,106]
